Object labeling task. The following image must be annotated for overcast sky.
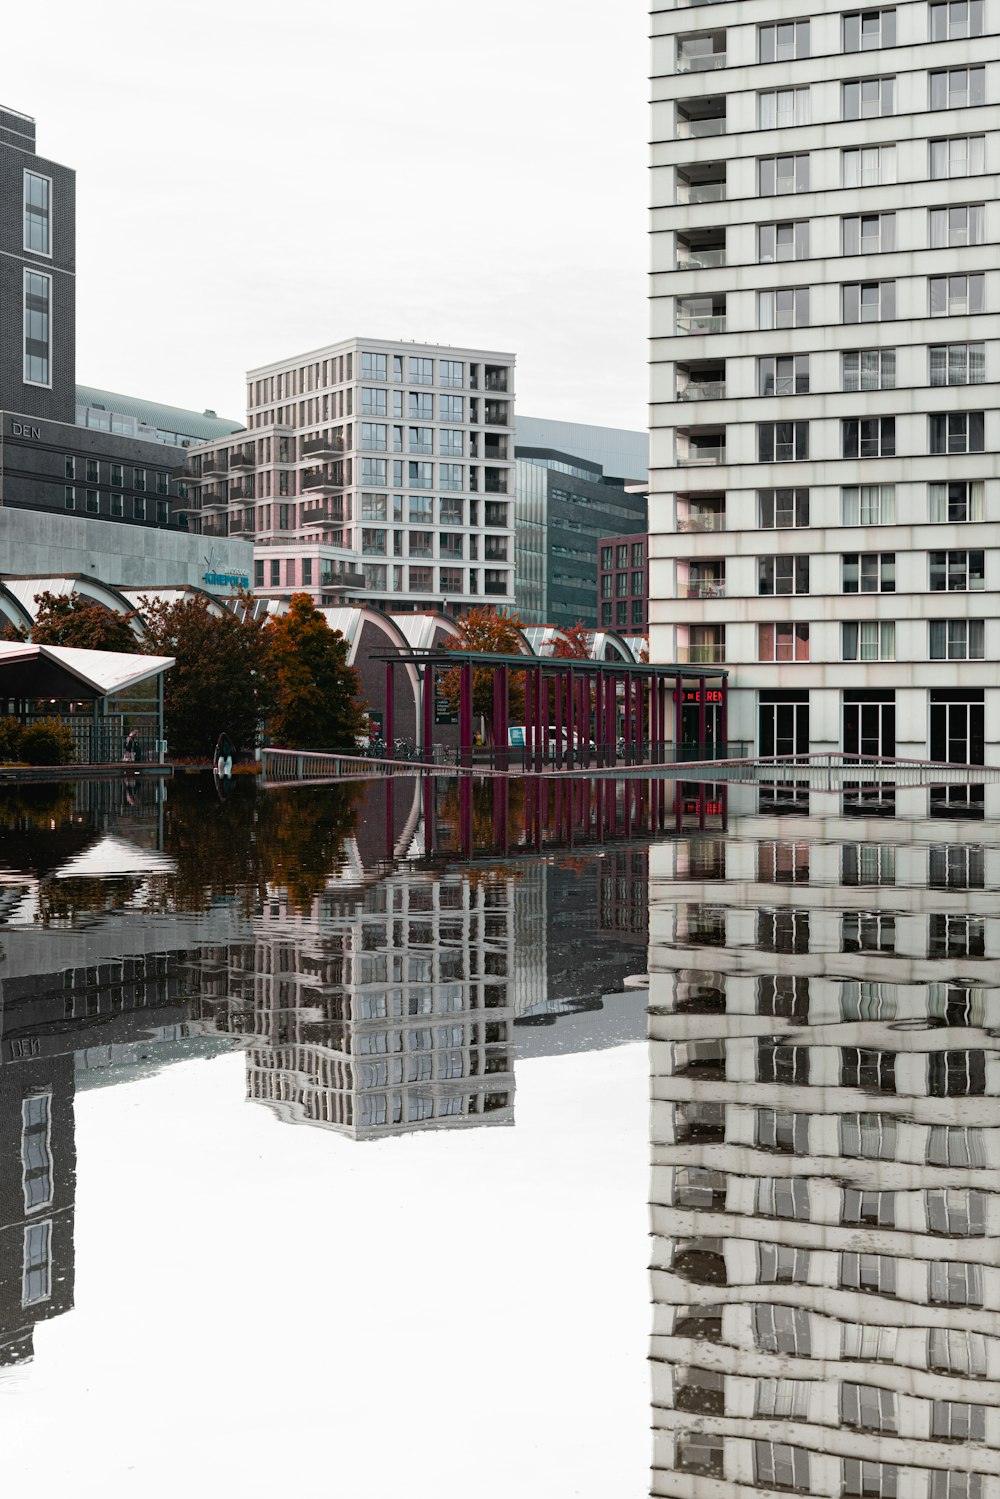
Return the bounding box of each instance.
[8,0,648,431]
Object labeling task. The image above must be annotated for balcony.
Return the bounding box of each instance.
[483,439,509,462]
[302,466,343,495]
[199,487,228,511]
[228,481,255,501]
[484,501,509,528]
[323,568,366,592]
[484,400,510,428]
[484,366,508,392]
[676,165,726,205]
[685,565,726,600]
[676,427,726,467]
[484,469,508,495]
[676,230,725,271]
[677,361,726,402]
[301,435,344,460]
[484,540,508,562]
[229,448,255,471]
[677,30,726,71]
[678,643,726,665]
[675,295,726,337]
[201,453,228,479]
[301,502,346,527]
[676,96,725,139]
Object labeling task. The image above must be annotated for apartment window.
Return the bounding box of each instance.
[361,493,388,520]
[931,341,986,387]
[269,560,279,587]
[22,1221,51,1305]
[759,20,810,61]
[407,462,432,489]
[441,497,464,524]
[928,917,986,962]
[23,170,51,255]
[134,468,146,490]
[931,0,984,36]
[843,1326,897,1362]
[843,1461,899,1499]
[842,350,896,393]
[361,352,387,381]
[85,490,98,513]
[440,360,464,388]
[842,145,896,187]
[929,479,983,522]
[841,1047,896,1090]
[757,1036,810,1081]
[408,394,433,421]
[758,488,809,528]
[926,1188,987,1236]
[408,565,433,592]
[758,355,809,396]
[755,1380,811,1421]
[843,417,895,458]
[930,411,984,453]
[843,554,896,593]
[843,8,896,48]
[842,910,896,950]
[632,542,644,566]
[929,1124,986,1167]
[361,387,387,416]
[931,66,986,109]
[757,220,809,263]
[64,486,75,510]
[300,557,313,587]
[933,1403,986,1444]
[840,1252,896,1294]
[754,1304,811,1357]
[843,281,895,323]
[930,549,985,591]
[929,1260,983,1306]
[758,556,810,595]
[842,484,895,526]
[361,422,387,451]
[408,356,433,385]
[440,463,464,491]
[254,560,264,589]
[929,845,986,889]
[930,1330,988,1378]
[360,457,388,486]
[756,1108,810,1154]
[754,1442,809,1493]
[111,494,123,517]
[930,134,985,177]
[930,203,985,247]
[758,87,811,129]
[408,495,433,523]
[842,212,895,255]
[134,495,145,520]
[23,269,51,385]
[758,623,809,661]
[21,1093,52,1212]
[361,528,387,555]
[843,77,895,118]
[842,1384,897,1432]
[840,1112,897,1158]
[757,287,810,330]
[758,154,810,196]
[407,531,433,559]
[758,422,808,461]
[439,429,464,457]
[930,618,986,660]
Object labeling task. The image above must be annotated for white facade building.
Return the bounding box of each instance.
[181,338,516,614]
[650,0,1000,813]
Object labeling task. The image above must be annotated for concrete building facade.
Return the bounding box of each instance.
[649,1,1000,814]
[181,338,516,613]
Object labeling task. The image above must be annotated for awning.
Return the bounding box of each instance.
[0,641,175,699]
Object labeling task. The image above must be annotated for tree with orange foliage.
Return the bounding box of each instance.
[551,622,592,659]
[267,593,366,749]
[439,606,526,741]
[30,591,138,652]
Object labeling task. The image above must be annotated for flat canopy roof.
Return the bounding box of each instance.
[372,648,727,680]
[0,642,175,700]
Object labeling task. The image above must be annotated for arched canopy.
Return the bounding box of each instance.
[589,629,635,663]
[3,574,144,638]
[120,585,228,619]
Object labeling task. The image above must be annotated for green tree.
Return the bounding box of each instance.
[266,593,366,749]
[439,607,526,740]
[140,595,273,758]
[30,591,138,652]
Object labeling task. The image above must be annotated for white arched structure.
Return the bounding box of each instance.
[2,574,145,639]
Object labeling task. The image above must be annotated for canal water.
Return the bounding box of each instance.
[0,774,995,1498]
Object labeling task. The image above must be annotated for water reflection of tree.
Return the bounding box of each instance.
[436,778,527,856]
[0,785,87,876]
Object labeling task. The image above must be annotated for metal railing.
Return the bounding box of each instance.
[678,182,726,203]
[677,52,727,71]
[677,447,726,466]
[677,249,726,270]
[677,118,726,138]
[676,314,726,334]
[686,579,726,599]
[677,513,726,532]
[678,381,726,401]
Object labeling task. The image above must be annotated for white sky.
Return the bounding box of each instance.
[7,0,649,430]
[3,1044,651,1498]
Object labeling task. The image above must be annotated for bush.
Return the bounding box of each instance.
[20,718,76,766]
[0,716,24,762]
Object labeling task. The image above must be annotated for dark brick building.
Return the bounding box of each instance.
[598,532,648,633]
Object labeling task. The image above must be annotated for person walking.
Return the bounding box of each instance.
[214,731,235,778]
[123,728,141,766]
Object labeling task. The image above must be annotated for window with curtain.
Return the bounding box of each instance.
[930,0,983,38]
[843,76,895,118]
[843,417,895,458]
[929,619,985,658]
[758,87,811,128]
[758,287,810,329]
[929,203,984,246]
[842,145,896,187]
[929,411,985,453]
[758,154,810,195]
[928,480,984,522]
[758,622,810,661]
[843,212,895,255]
[929,342,986,385]
[843,349,896,391]
[842,485,896,525]
[929,272,985,316]
[929,66,985,109]
[758,220,809,262]
[843,281,895,322]
[843,8,896,49]
[929,135,985,178]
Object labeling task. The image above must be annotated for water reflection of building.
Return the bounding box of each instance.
[649,818,1000,1499]
[189,869,516,1138]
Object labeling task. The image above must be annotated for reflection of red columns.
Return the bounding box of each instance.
[422,772,434,852]
[385,778,395,857]
[698,675,707,762]
[556,668,566,767]
[636,676,644,759]
[422,664,434,763]
[655,678,666,763]
[385,661,395,748]
[721,782,728,829]
[675,785,683,833]
[459,661,473,768]
[535,669,545,771]
[459,774,473,855]
[623,671,632,760]
[534,775,543,849]
[525,776,535,841]
[493,777,508,852]
[699,782,707,830]
[524,663,534,770]
[594,673,604,767]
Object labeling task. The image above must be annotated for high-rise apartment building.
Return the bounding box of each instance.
[650,2,998,811]
[182,338,516,612]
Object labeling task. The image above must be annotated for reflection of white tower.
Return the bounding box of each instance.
[193,864,516,1138]
[649,817,1000,1499]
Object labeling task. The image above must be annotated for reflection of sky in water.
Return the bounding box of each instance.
[2,776,999,1494]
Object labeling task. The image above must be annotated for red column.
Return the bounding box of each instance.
[492,665,505,767]
[623,672,632,763]
[636,676,645,760]
[385,778,395,856]
[607,673,617,765]
[422,772,434,850]
[385,661,395,751]
[536,669,545,771]
[524,663,534,771]
[594,673,604,767]
[555,667,565,767]
[459,661,473,769]
[460,773,473,855]
[698,675,707,762]
[422,663,434,764]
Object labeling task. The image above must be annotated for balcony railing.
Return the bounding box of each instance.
[686,579,727,599]
[676,118,726,139]
[484,372,508,392]
[679,181,726,204]
[302,469,343,493]
[301,503,345,526]
[678,382,726,402]
[228,481,255,501]
[676,314,726,335]
[677,248,726,271]
[677,51,727,72]
[677,643,727,664]
[678,446,726,467]
[484,582,508,597]
[229,450,255,470]
[677,514,726,533]
[301,436,344,459]
[201,456,228,478]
